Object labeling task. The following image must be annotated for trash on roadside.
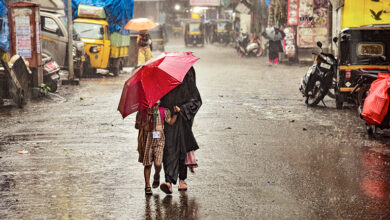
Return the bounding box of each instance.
[18,150,28,154]
[267,180,275,184]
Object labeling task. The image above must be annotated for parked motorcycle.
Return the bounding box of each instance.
[42,57,60,92]
[299,42,337,106]
[236,33,263,57]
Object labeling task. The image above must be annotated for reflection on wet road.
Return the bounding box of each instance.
[144,193,198,219]
[360,145,390,219]
[1,38,390,219]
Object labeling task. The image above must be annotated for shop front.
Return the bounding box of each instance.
[284,0,332,62]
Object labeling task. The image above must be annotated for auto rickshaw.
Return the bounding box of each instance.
[212,19,232,45]
[184,20,205,47]
[149,24,166,52]
[172,20,182,37]
[334,25,390,109]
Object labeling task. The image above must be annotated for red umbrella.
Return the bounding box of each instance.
[118,52,199,118]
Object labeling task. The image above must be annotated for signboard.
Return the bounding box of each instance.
[299,0,314,27]
[297,0,330,48]
[14,9,32,58]
[297,27,328,48]
[235,3,250,14]
[190,0,220,7]
[287,0,299,26]
[283,27,296,57]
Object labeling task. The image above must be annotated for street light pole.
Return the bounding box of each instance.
[67,0,74,80]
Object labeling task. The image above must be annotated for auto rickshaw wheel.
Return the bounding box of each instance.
[74,65,84,78]
[111,59,122,76]
[335,93,344,109]
[84,64,96,76]
[357,84,370,107]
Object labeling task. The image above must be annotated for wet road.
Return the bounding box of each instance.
[1,38,390,219]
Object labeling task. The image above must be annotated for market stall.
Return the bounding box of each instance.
[285,0,331,62]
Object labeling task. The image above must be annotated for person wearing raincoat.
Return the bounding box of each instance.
[262,27,285,66]
[159,67,202,194]
[137,30,153,65]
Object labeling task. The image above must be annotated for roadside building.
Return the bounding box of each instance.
[268,0,332,62]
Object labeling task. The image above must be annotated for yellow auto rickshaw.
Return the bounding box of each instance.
[334,26,390,109]
[212,19,232,45]
[149,24,166,52]
[184,20,205,47]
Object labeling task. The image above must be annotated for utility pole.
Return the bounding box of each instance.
[67,0,74,80]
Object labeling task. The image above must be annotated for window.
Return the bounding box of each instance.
[217,22,227,31]
[73,22,103,40]
[42,17,62,36]
[189,24,200,32]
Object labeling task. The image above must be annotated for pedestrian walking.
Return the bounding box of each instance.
[137,30,154,65]
[262,27,285,66]
[159,67,202,194]
[135,102,181,195]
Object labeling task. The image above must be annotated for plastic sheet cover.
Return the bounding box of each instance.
[65,0,134,34]
[0,0,9,52]
[361,73,390,125]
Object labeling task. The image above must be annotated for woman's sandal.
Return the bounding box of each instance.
[160,182,173,194]
[152,174,160,189]
[145,187,153,196]
[178,180,187,191]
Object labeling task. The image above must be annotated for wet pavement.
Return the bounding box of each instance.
[1,38,390,219]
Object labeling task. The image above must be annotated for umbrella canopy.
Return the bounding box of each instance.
[118,52,199,118]
[263,27,285,41]
[125,18,157,31]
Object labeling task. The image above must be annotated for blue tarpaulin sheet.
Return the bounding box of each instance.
[0,0,9,52]
[64,0,134,34]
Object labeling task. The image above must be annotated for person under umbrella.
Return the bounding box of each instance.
[117,52,200,194]
[125,18,157,66]
[135,102,181,195]
[159,67,202,194]
[137,30,153,65]
[262,27,286,66]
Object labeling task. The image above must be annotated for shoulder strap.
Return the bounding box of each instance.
[159,107,165,122]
